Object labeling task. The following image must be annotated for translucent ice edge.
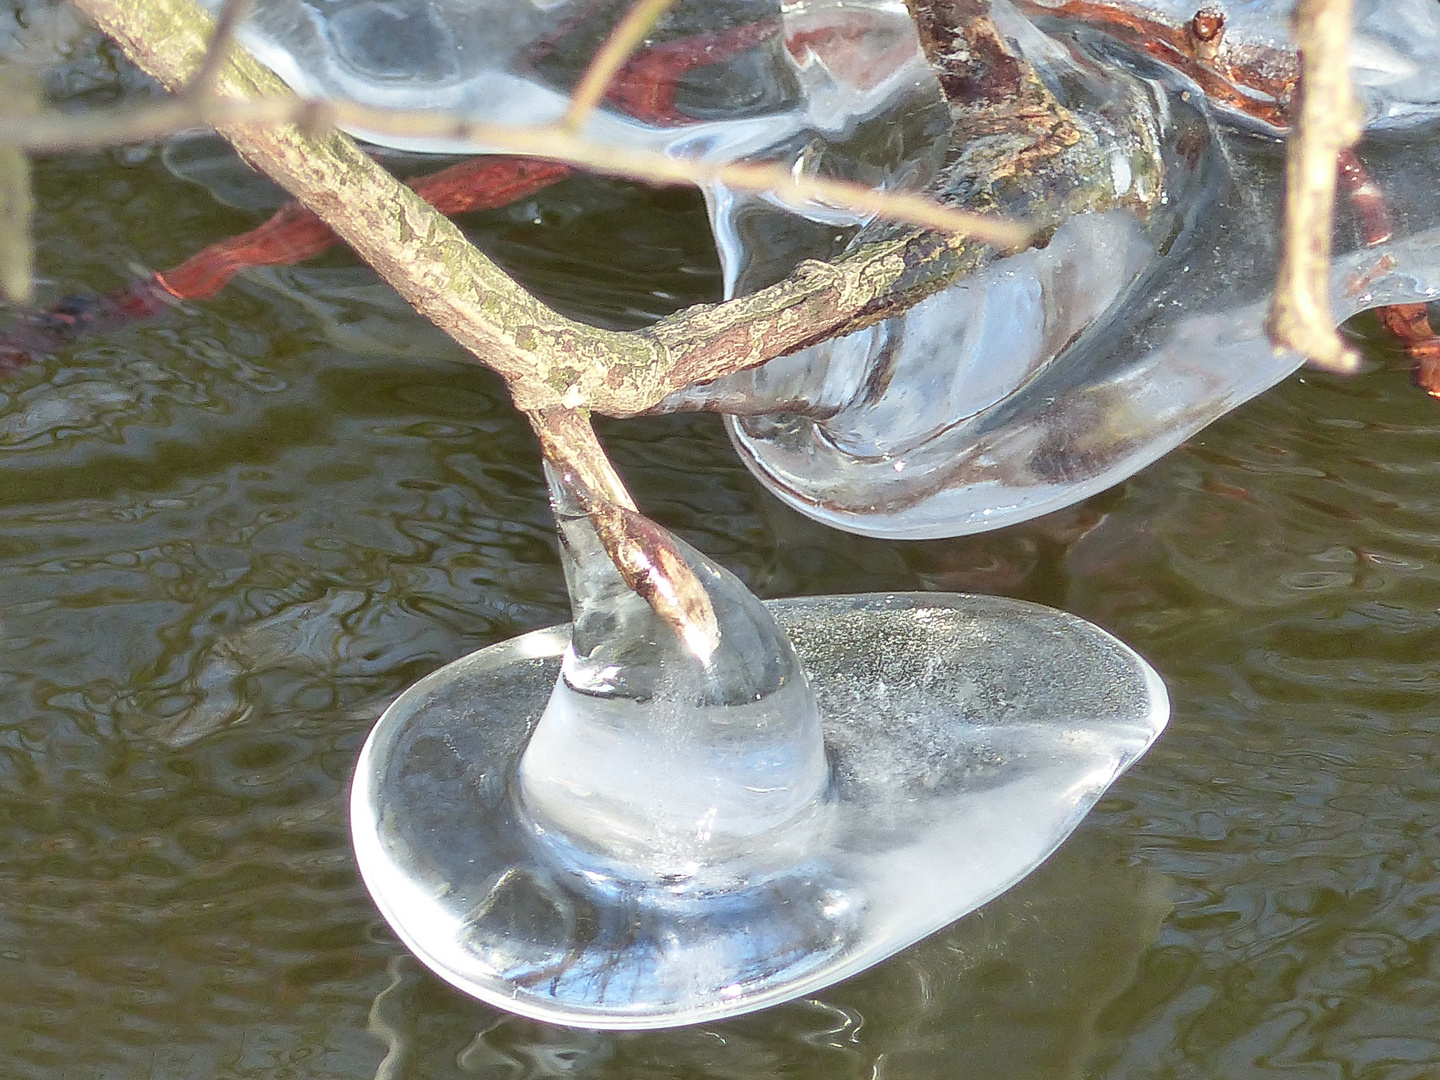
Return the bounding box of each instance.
[1028,0,1440,130]
[225,2,938,163]
[351,592,1169,1028]
[223,0,945,295]
[727,222,1440,540]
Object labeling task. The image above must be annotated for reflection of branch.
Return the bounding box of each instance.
[562,0,677,131]
[1267,0,1362,373]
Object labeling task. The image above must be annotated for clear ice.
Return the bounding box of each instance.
[660,0,1440,537]
[518,464,828,878]
[352,580,1169,1025]
[201,0,1440,540]
[349,462,1167,1027]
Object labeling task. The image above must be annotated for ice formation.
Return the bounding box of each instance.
[205,0,1440,537]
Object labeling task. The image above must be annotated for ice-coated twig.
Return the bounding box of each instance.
[529,407,719,656]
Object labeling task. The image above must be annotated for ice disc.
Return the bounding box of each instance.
[351,592,1168,1028]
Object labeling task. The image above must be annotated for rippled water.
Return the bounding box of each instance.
[4,133,1440,1077]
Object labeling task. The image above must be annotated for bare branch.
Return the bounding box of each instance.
[0,145,34,306]
[1,92,1029,250]
[1267,0,1363,373]
[0,65,39,305]
[1,96,235,151]
[53,0,1019,420]
[69,0,660,407]
[561,0,676,131]
[530,408,638,511]
[185,0,254,99]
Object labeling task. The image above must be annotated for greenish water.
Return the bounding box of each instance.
[3,136,1440,1079]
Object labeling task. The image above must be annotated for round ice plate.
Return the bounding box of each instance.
[351,592,1168,1028]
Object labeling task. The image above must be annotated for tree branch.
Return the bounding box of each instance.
[0,69,37,306]
[70,0,666,414]
[529,408,718,656]
[64,0,1020,418]
[62,0,1013,624]
[1267,0,1362,373]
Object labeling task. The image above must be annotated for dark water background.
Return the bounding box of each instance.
[3,77,1440,1080]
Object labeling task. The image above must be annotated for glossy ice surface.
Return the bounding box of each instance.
[202,0,951,295]
[352,592,1168,1027]
[197,0,1440,541]
[722,208,1440,538]
[354,467,1166,1026]
[520,463,829,873]
[688,2,1440,537]
[1024,0,1440,129]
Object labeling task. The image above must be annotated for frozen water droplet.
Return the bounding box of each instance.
[517,464,828,878]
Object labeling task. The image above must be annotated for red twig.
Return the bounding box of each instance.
[1,155,574,369]
[0,12,782,371]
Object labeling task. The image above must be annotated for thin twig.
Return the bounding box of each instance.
[69,0,628,400]
[0,148,34,306]
[529,408,719,657]
[530,408,638,511]
[185,0,254,99]
[1,91,1029,249]
[561,0,676,131]
[1,96,221,150]
[1266,0,1362,373]
[0,67,38,305]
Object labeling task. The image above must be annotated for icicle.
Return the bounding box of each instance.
[517,463,829,878]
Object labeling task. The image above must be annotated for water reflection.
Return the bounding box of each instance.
[1064,364,1440,1079]
[361,832,1170,1079]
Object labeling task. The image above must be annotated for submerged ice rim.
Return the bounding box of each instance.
[352,592,1169,1028]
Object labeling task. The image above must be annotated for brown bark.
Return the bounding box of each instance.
[1267,0,1363,372]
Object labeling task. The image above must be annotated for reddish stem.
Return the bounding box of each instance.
[158,156,576,301]
[1336,150,1440,394]
[604,18,780,125]
[0,13,783,372]
[1,156,574,369]
[1337,148,1393,247]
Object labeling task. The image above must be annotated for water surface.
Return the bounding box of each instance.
[3,129,1439,1078]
